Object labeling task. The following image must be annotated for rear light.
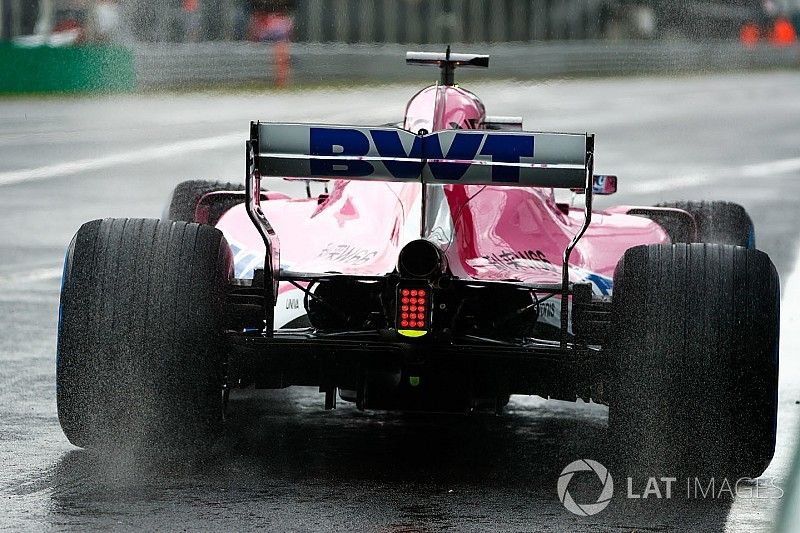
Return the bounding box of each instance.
[396,283,430,337]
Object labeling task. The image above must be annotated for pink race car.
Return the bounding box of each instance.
[57,50,779,479]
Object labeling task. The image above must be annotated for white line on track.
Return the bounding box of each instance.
[725,237,800,531]
[0,267,63,285]
[628,157,800,195]
[779,247,800,387]
[0,131,798,193]
[0,133,240,187]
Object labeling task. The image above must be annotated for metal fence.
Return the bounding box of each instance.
[133,40,800,89]
[292,0,613,43]
[0,0,38,40]
[6,0,797,44]
[2,0,638,43]
[123,0,621,43]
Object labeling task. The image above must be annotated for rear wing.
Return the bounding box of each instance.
[245,121,595,347]
[254,122,591,189]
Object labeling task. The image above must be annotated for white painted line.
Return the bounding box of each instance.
[0,133,240,187]
[628,157,800,195]
[730,239,800,485]
[0,267,63,285]
[2,130,799,197]
[741,158,800,179]
[0,292,61,304]
[711,244,800,529]
[780,247,800,387]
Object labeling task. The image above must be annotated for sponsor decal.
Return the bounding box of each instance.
[226,236,379,277]
[471,249,614,295]
[309,127,535,183]
[479,249,559,273]
[539,301,557,319]
[275,287,309,328]
[318,243,378,266]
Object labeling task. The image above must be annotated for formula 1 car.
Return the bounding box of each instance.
[57,50,779,478]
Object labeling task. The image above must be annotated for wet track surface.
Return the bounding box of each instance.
[1,73,800,531]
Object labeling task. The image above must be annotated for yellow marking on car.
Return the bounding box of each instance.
[398,329,427,338]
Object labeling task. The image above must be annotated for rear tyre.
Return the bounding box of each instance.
[164,179,246,224]
[57,218,232,450]
[657,200,754,248]
[609,243,779,479]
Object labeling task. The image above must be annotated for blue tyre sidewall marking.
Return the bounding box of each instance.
[56,236,76,377]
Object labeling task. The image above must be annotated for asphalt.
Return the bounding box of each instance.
[1,72,800,531]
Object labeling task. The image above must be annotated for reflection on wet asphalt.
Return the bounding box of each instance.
[34,391,734,531]
[1,72,800,531]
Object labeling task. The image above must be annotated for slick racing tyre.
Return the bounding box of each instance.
[57,219,232,450]
[164,179,246,224]
[657,200,755,248]
[609,243,779,479]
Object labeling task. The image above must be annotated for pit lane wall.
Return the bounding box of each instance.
[0,43,135,94]
[134,40,800,89]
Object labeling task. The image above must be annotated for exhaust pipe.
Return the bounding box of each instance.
[397,239,447,279]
